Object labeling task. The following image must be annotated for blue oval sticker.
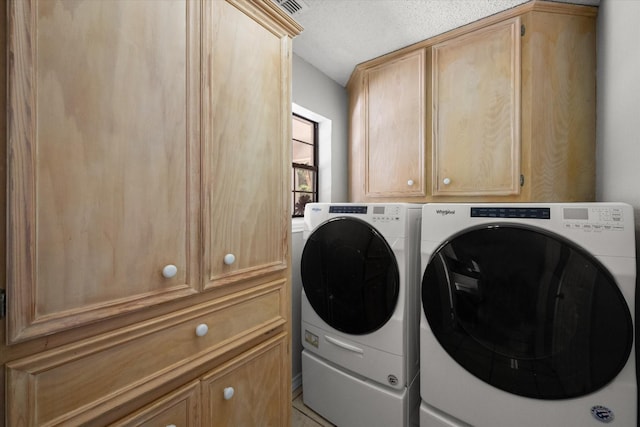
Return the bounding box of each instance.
[591,406,615,423]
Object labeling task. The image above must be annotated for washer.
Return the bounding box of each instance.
[301,203,422,427]
[419,203,636,427]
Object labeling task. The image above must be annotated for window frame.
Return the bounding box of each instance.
[292,113,319,217]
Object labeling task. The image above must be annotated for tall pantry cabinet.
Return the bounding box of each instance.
[1,1,301,425]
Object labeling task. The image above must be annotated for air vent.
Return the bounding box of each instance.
[274,0,309,16]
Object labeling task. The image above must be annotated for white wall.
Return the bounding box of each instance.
[291,54,348,390]
[596,0,640,405]
[596,0,640,227]
[292,54,349,203]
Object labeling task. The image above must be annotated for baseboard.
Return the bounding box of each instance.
[292,372,303,397]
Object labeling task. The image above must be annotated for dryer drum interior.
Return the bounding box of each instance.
[302,216,400,335]
[422,224,633,400]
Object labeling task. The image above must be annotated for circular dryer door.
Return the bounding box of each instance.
[422,224,633,400]
[302,217,400,335]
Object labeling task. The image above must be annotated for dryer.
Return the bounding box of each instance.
[301,203,422,427]
[419,203,636,427]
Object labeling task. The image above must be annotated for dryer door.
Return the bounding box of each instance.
[302,217,400,335]
[422,224,633,400]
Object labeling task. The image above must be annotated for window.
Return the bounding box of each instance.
[292,114,318,217]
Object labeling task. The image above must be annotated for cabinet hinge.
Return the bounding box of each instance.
[521,24,526,36]
[520,174,525,187]
[0,289,5,319]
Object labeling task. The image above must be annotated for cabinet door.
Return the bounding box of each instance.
[6,0,201,343]
[203,0,291,289]
[364,49,426,198]
[432,17,521,196]
[201,334,289,427]
[112,381,200,427]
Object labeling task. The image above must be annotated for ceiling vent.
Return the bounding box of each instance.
[273,0,310,16]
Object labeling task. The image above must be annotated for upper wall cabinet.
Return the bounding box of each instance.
[349,49,426,200]
[431,17,521,196]
[519,7,596,202]
[348,0,596,203]
[7,0,202,343]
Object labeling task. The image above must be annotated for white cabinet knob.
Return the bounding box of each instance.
[224,387,235,400]
[442,177,451,185]
[407,179,414,186]
[162,264,178,278]
[166,425,177,427]
[195,323,209,337]
[223,253,236,265]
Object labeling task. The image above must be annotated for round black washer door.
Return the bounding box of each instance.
[302,217,400,335]
[422,224,633,400]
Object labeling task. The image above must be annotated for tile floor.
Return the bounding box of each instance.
[292,387,335,427]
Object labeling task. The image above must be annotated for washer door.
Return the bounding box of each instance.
[422,224,633,400]
[302,217,400,335]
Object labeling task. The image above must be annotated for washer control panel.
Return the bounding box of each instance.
[471,207,550,219]
[371,205,402,223]
[328,205,367,214]
[562,206,625,232]
[327,205,403,223]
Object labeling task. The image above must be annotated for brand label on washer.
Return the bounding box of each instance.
[591,406,615,423]
[435,209,456,216]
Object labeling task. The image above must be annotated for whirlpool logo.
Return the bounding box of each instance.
[591,406,615,423]
[435,209,456,216]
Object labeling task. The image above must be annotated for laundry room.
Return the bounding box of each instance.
[290,0,640,426]
[1,0,639,426]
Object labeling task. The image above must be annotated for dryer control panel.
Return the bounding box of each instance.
[562,206,625,232]
[471,207,550,219]
[328,205,403,223]
[468,205,627,233]
[328,205,368,214]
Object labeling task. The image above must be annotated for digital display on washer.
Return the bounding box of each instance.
[563,207,589,220]
[471,207,550,219]
[329,205,368,214]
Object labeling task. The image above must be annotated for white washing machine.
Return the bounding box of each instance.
[301,203,422,427]
[419,203,636,427]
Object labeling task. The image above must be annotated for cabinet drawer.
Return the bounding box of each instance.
[112,380,200,427]
[201,334,289,427]
[6,280,286,426]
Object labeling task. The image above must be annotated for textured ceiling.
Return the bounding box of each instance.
[287,0,600,86]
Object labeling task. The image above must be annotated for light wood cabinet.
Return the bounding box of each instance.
[7,0,202,345]
[204,0,291,290]
[349,49,426,200]
[519,8,596,202]
[113,381,201,427]
[432,17,521,196]
[2,0,301,425]
[201,334,288,427]
[348,0,596,203]
[112,334,287,427]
